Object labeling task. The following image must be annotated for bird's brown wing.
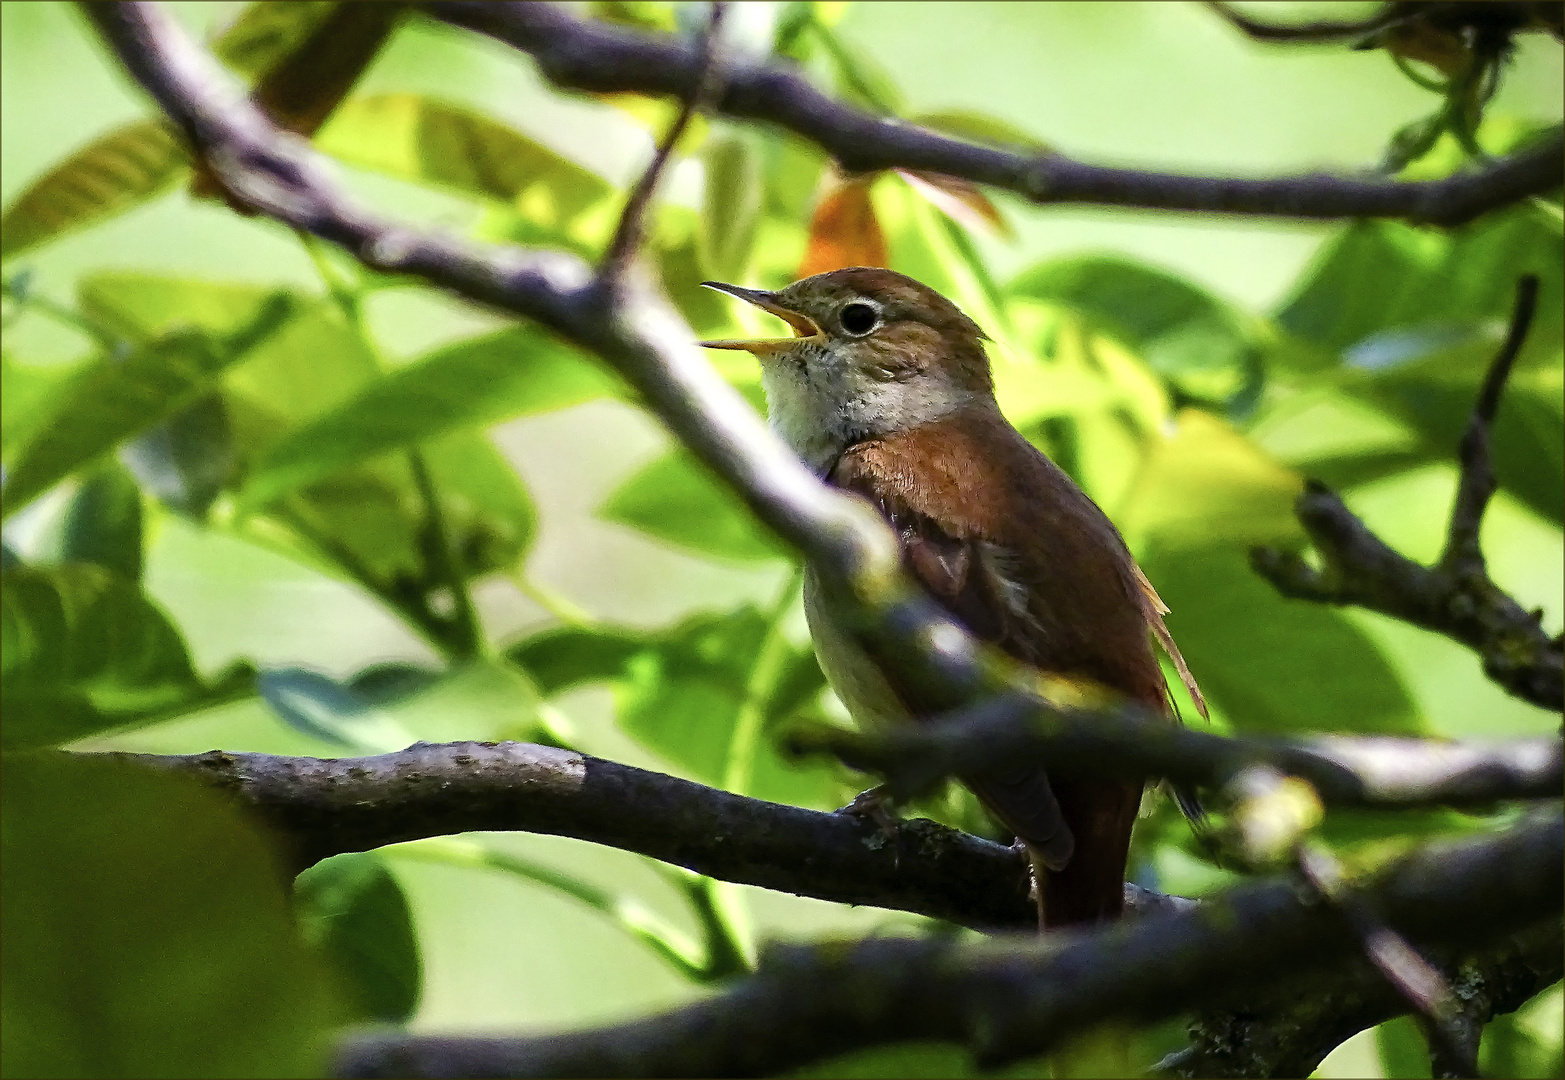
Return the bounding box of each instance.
[1131,562,1208,721]
[829,407,1179,923]
[829,443,1077,871]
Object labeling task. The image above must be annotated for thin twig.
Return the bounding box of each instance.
[1252,276,1563,711]
[1295,842,1478,1077]
[599,2,726,283]
[1442,274,1540,577]
[423,2,1564,226]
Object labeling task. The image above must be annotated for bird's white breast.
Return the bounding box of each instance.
[803,566,909,730]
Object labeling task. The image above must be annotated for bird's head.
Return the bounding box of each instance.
[701,267,994,472]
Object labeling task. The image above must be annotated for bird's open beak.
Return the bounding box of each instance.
[698,281,822,355]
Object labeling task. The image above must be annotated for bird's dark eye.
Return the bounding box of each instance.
[839,301,879,336]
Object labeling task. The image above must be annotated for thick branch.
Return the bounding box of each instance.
[1252,277,1563,711]
[424,2,1564,225]
[1164,918,1563,1078]
[99,727,1559,928]
[333,812,1562,1078]
[107,741,1038,928]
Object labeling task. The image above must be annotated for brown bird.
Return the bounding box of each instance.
[702,266,1205,929]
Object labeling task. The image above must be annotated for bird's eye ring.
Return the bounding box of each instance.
[839,300,879,336]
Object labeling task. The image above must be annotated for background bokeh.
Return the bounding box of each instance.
[3,3,1560,1077]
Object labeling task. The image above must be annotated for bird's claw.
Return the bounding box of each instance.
[837,785,901,831]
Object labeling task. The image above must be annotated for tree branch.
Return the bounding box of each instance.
[1252,276,1563,712]
[786,694,1564,810]
[598,2,724,282]
[332,811,1561,1078]
[95,725,1559,926]
[1294,841,1476,1076]
[1162,917,1563,1078]
[423,2,1564,226]
[105,740,1039,928]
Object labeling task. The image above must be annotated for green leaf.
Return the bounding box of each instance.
[212,1,341,79]
[423,430,539,574]
[1357,360,1564,525]
[759,134,827,223]
[0,121,188,260]
[588,0,677,32]
[121,392,238,518]
[269,438,534,598]
[1125,413,1422,735]
[263,459,427,587]
[1009,255,1260,408]
[1480,991,1565,1079]
[1375,1016,1434,1079]
[258,666,393,750]
[317,94,614,225]
[699,132,764,284]
[808,18,904,114]
[78,271,286,344]
[505,614,840,805]
[222,302,382,434]
[617,606,771,783]
[911,109,1048,150]
[53,461,144,581]
[348,660,442,703]
[1276,210,1563,373]
[1142,543,1422,735]
[294,852,422,1025]
[1,754,347,1077]
[1,352,84,464]
[2,294,295,518]
[236,328,620,512]
[600,448,785,563]
[0,563,244,749]
[505,625,649,697]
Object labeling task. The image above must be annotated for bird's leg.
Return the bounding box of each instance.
[835,787,906,869]
[1012,839,1051,932]
[835,785,902,834]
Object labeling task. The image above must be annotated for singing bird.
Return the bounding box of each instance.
[702,266,1205,929]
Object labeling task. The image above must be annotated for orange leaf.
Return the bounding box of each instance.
[898,169,1013,240]
[797,173,888,278]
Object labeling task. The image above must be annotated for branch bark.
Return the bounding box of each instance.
[332,811,1562,1078]
[103,740,1039,929]
[424,1,1564,225]
[788,695,1563,810]
[1164,918,1563,1078]
[96,726,1558,927]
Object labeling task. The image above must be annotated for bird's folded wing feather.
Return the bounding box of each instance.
[829,442,1077,870]
[1131,563,1208,720]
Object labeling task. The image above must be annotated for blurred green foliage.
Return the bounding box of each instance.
[1,1,1560,1077]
